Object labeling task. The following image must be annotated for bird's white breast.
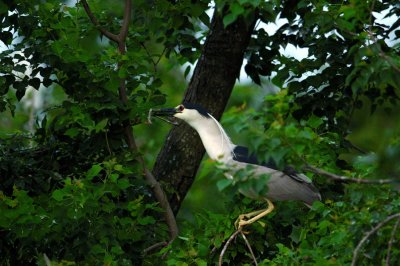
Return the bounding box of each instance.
[188,117,234,162]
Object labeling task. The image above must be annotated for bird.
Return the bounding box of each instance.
[151,103,321,228]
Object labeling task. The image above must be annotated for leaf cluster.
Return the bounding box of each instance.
[0,0,212,264]
[245,0,400,134]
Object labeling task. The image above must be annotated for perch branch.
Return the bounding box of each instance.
[219,228,259,266]
[304,165,398,184]
[219,229,241,266]
[241,232,258,266]
[352,213,400,266]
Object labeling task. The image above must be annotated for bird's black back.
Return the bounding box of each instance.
[232,146,307,183]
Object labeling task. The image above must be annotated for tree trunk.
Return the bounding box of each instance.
[152,10,256,214]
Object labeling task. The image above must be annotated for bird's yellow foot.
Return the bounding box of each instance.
[234,199,275,229]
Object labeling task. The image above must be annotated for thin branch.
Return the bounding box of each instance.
[80,0,119,42]
[219,229,259,266]
[139,42,167,73]
[104,131,112,156]
[304,165,398,184]
[143,241,167,255]
[386,216,400,266]
[367,0,376,47]
[119,0,131,42]
[379,51,400,74]
[155,47,167,67]
[82,0,178,251]
[139,42,158,72]
[123,127,178,244]
[144,167,179,240]
[352,213,400,266]
[241,232,258,266]
[219,229,241,266]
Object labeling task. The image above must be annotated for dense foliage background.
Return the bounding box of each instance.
[1,0,399,265]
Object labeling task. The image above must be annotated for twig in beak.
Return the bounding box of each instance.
[155,116,179,125]
[148,108,179,125]
[148,109,153,124]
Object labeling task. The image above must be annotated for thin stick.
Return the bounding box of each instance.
[147,109,153,124]
[104,131,112,155]
[80,0,119,42]
[352,213,400,266]
[304,165,398,184]
[386,216,400,266]
[143,241,167,255]
[241,231,258,266]
[219,229,241,266]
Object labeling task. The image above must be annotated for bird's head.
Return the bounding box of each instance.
[151,103,210,126]
[151,103,235,160]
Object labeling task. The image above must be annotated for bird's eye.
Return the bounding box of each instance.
[178,105,184,112]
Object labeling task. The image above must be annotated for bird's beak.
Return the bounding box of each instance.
[148,107,179,125]
[151,108,178,117]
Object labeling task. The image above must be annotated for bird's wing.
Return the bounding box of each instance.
[232,146,321,204]
[232,145,312,184]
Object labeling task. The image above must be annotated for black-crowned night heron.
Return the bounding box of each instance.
[151,103,321,228]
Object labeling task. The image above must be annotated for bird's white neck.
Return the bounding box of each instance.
[187,115,235,163]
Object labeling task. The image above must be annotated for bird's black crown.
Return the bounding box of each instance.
[182,103,210,117]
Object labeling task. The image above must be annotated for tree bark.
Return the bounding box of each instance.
[152,10,257,214]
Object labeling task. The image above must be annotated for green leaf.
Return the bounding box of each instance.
[223,13,237,28]
[216,178,232,191]
[14,64,27,73]
[65,127,80,138]
[111,246,124,255]
[28,78,41,90]
[86,164,102,180]
[117,178,130,189]
[0,31,13,45]
[94,118,108,133]
[52,190,65,201]
[138,216,156,225]
[230,3,245,16]
[308,115,323,129]
[118,67,128,78]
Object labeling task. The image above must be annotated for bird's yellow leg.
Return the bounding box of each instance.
[235,199,274,229]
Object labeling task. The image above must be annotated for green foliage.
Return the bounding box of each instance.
[0,0,210,264]
[0,153,164,264]
[167,90,400,265]
[245,0,400,133]
[1,0,400,265]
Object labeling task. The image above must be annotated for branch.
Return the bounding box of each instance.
[119,0,131,42]
[143,241,167,255]
[386,216,400,266]
[139,42,166,73]
[80,0,119,43]
[82,0,178,250]
[352,213,400,266]
[241,232,258,266]
[219,228,258,266]
[219,229,241,266]
[144,167,179,240]
[304,165,398,184]
[379,51,400,74]
[123,120,178,245]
